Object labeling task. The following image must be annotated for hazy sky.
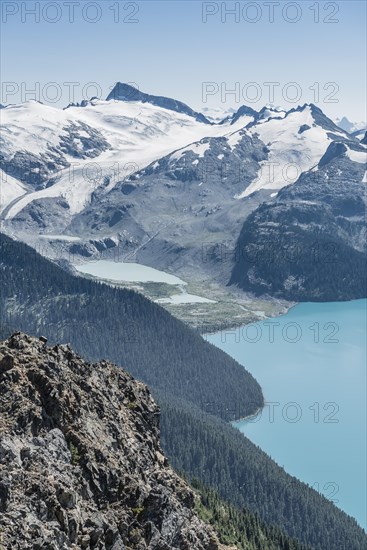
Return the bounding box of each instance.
[1,1,366,120]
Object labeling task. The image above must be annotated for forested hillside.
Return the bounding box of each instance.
[192,480,311,550]
[0,232,262,419]
[1,232,366,550]
[159,395,366,550]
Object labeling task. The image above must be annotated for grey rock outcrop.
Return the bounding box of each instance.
[106,83,211,125]
[0,332,234,550]
[0,121,110,190]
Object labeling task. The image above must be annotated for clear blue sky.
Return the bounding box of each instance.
[1,1,366,120]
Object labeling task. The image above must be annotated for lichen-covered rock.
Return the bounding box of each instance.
[0,332,234,550]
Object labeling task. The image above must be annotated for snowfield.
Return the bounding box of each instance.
[1,98,249,218]
[240,106,349,197]
[0,93,356,219]
[0,169,27,209]
[346,146,367,164]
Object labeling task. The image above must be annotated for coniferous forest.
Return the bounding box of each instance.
[1,232,366,550]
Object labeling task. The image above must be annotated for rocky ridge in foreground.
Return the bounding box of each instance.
[0,333,235,550]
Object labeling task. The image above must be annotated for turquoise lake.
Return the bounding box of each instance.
[207,299,366,529]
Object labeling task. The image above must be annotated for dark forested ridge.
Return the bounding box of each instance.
[159,395,367,550]
[230,153,367,301]
[0,232,262,419]
[192,479,311,550]
[1,232,366,550]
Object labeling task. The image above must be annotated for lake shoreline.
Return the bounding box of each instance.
[72,258,294,332]
[207,299,367,529]
[201,299,296,337]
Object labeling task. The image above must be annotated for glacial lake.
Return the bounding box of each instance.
[207,299,367,529]
[74,260,215,304]
[75,260,186,285]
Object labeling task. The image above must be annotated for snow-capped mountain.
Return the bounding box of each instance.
[200,106,237,123]
[1,82,365,294]
[335,116,366,136]
[230,137,367,300]
[106,82,212,124]
[240,103,350,197]
[0,85,351,221]
[0,89,231,218]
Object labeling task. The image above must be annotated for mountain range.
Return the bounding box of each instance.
[0,83,366,547]
[335,116,366,136]
[1,82,366,301]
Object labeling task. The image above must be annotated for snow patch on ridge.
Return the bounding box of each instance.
[2,99,234,219]
[346,146,367,164]
[240,106,337,197]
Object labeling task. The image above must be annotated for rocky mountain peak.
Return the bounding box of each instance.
[106,82,212,124]
[0,332,234,550]
[318,140,348,167]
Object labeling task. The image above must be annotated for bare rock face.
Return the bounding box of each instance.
[0,333,234,550]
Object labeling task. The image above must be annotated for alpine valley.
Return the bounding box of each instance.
[0,83,366,550]
[1,83,366,305]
